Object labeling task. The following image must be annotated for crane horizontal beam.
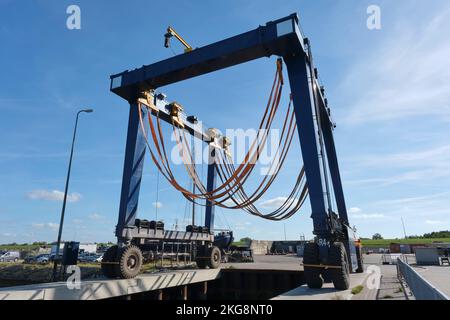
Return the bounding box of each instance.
[111,14,302,96]
[110,13,333,127]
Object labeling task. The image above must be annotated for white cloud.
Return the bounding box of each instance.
[2,232,16,237]
[27,190,82,202]
[373,192,450,219]
[425,220,446,225]
[152,202,163,209]
[348,206,384,220]
[72,219,83,224]
[233,221,252,230]
[350,213,385,220]
[352,192,450,233]
[260,197,289,209]
[47,222,59,230]
[353,146,450,170]
[32,222,59,230]
[341,7,450,124]
[346,145,450,186]
[89,213,103,220]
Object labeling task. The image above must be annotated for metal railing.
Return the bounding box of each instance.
[397,257,449,300]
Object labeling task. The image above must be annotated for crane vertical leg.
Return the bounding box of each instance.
[204,146,217,232]
[321,116,356,271]
[284,55,330,247]
[115,103,148,242]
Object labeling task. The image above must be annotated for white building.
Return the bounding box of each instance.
[51,243,97,255]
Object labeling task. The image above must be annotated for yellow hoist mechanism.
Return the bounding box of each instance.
[164,26,193,53]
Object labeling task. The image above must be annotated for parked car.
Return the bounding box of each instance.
[49,253,62,262]
[36,254,50,264]
[24,255,38,263]
[0,251,20,262]
[78,252,100,263]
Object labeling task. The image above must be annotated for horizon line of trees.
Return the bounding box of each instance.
[360,230,450,241]
[3,231,450,247]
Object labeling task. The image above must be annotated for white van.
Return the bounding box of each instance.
[0,251,20,262]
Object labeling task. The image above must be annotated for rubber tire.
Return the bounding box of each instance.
[207,246,221,269]
[115,245,143,279]
[196,246,207,269]
[303,243,323,289]
[101,245,118,278]
[355,245,364,273]
[329,242,350,290]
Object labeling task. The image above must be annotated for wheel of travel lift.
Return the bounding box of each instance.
[303,242,323,289]
[115,245,143,279]
[355,245,364,273]
[195,245,207,269]
[206,246,221,269]
[329,242,350,290]
[101,245,118,278]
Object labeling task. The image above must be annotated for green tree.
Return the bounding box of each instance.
[423,230,450,238]
[372,233,383,240]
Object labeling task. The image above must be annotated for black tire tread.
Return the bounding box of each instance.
[207,246,221,269]
[329,242,350,290]
[116,245,143,279]
[303,243,323,289]
[101,245,118,278]
[196,246,207,269]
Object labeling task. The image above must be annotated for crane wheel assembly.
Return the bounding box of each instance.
[100,245,119,278]
[303,243,324,289]
[107,13,364,290]
[196,246,221,269]
[328,242,350,290]
[116,245,144,279]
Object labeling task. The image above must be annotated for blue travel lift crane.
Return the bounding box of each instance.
[104,13,364,290]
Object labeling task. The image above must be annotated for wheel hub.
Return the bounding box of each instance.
[127,255,137,269]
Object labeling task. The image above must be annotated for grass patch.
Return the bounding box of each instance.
[0,244,44,251]
[361,238,450,248]
[394,287,403,293]
[0,262,101,285]
[351,285,364,295]
[0,261,158,287]
[382,294,394,299]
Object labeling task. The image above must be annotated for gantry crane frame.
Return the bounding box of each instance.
[108,13,363,289]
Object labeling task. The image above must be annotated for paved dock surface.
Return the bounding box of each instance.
[412,265,450,298]
[272,272,369,300]
[2,253,435,300]
[0,269,220,300]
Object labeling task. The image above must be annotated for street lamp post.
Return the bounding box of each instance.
[52,109,93,282]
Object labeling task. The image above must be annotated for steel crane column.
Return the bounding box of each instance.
[284,54,331,261]
[321,117,348,225]
[320,110,355,269]
[204,145,217,232]
[115,103,148,241]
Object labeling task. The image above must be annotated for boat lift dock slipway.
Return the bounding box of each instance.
[0,256,373,300]
[0,269,220,300]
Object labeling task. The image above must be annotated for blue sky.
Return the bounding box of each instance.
[1,0,449,244]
